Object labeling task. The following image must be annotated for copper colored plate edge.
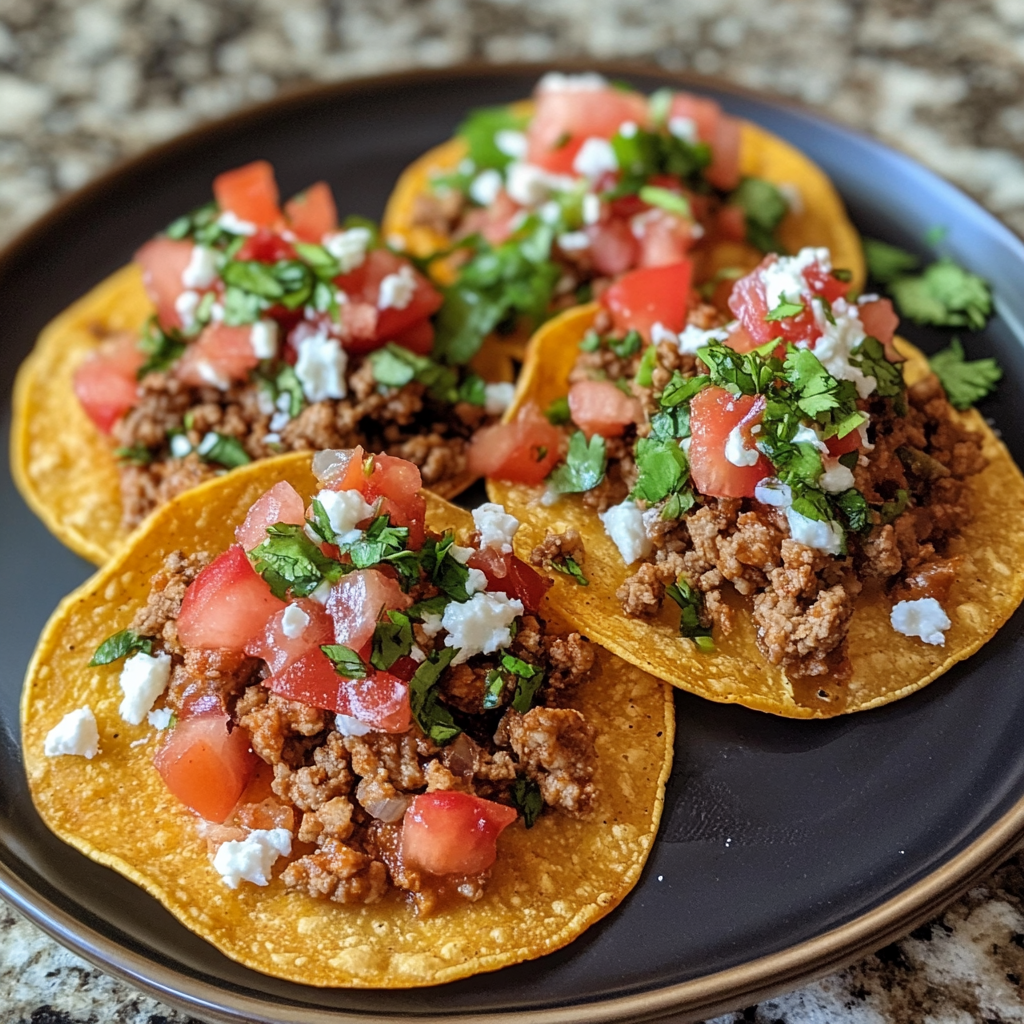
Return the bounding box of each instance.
[3,61,1024,1023]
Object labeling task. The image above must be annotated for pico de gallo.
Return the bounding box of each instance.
[413,71,795,363]
[485,248,988,683]
[74,160,514,530]
[80,449,599,913]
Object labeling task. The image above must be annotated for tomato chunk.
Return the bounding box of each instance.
[267,651,412,732]
[568,379,641,439]
[154,715,257,822]
[587,219,641,277]
[135,237,194,332]
[177,545,285,651]
[688,387,773,498]
[825,429,862,457]
[245,598,333,673]
[236,482,307,551]
[313,445,368,491]
[73,335,144,433]
[468,548,551,614]
[858,297,903,361]
[234,229,297,263]
[635,209,699,268]
[402,791,518,876]
[284,181,337,242]
[213,160,281,227]
[466,404,562,485]
[601,262,692,341]
[327,569,413,652]
[728,257,819,347]
[175,323,260,388]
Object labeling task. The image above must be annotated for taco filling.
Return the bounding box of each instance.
[53,449,603,914]
[72,161,512,530]
[487,248,990,685]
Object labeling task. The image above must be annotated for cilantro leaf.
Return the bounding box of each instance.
[638,185,691,218]
[89,629,153,666]
[136,318,186,377]
[631,437,690,504]
[483,669,506,710]
[510,778,543,828]
[765,300,805,322]
[547,431,607,494]
[833,488,871,534]
[370,610,414,672]
[928,337,1003,410]
[502,654,545,713]
[367,344,460,403]
[407,594,449,620]
[550,555,589,586]
[546,396,571,425]
[321,644,369,679]
[879,488,909,525]
[457,373,487,406]
[251,523,345,598]
[196,432,251,469]
[456,105,530,171]
[114,444,154,466]
[665,578,714,650]
[420,532,472,601]
[850,337,905,401]
[409,648,461,745]
[609,330,643,359]
[889,258,993,330]
[728,177,788,254]
[659,372,710,408]
[862,238,920,284]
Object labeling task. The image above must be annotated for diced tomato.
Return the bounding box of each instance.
[668,93,721,146]
[468,548,551,614]
[601,261,693,341]
[327,568,413,652]
[527,86,648,169]
[364,453,426,544]
[313,444,368,491]
[587,219,641,277]
[688,387,773,498]
[717,204,747,242]
[284,181,337,242]
[728,257,819,347]
[723,323,761,353]
[635,209,699,267]
[401,791,518,876]
[457,191,520,246]
[154,715,258,822]
[135,237,194,332]
[334,250,443,354]
[707,115,741,192]
[73,335,145,433]
[825,428,862,457]
[235,481,307,551]
[177,545,285,651]
[529,134,587,175]
[391,318,434,356]
[466,403,562,485]
[234,229,297,263]
[267,650,412,732]
[213,160,281,228]
[802,262,851,304]
[858,297,903,361]
[244,598,334,673]
[175,322,260,388]
[568,379,641,439]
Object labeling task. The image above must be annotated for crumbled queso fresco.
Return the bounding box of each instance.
[600,499,652,565]
[44,707,100,759]
[441,591,524,664]
[212,828,293,888]
[891,598,952,646]
[472,502,520,553]
[118,651,171,726]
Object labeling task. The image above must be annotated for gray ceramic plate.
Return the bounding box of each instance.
[4,65,1024,1024]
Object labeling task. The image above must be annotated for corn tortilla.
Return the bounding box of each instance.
[488,304,1024,718]
[22,450,675,987]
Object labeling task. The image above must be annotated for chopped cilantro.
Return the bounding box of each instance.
[197,432,251,469]
[635,345,658,387]
[765,300,805,322]
[89,629,153,666]
[407,594,449,620]
[409,648,461,745]
[609,330,643,359]
[344,515,419,586]
[510,778,544,828]
[889,257,993,330]
[579,330,601,353]
[879,488,909,525]
[928,337,1003,409]
[547,431,607,494]
[833,488,871,534]
[321,644,369,679]
[136,319,186,377]
[665,578,714,650]
[608,124,711,194]
[251,523,345,598]
[728,177,788,254]
[631,437,690,504]
[367,344,463,404]
[456,105,530,171]
[661,490,695,521]
[370,610,414,672]
[659,371,709,408]
[420,532,472,601]
[457,373,487,406]
[483,669,505,710]
[638,185,691,218]
[545,395,572,425]
[503,654,545,713]
[549,555,589,586]
[862,238,920,284]
[254,362,305,419]
[850,337,905,402]
[114,444,153,466]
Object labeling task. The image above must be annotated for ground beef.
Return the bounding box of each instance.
[129,550,210,650]
[409,188,466,235]
[617,561,665,618]
[271,729,353,812]
[529,528,586,572]
[501,707,598,816]
[280,835,389,905]
[235,686,328,768]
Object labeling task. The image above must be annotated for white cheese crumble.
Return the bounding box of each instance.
[672,322,730,354]
[195,359,230,390]
[483,381,515,416]
[505,162,576,207]
[280,604,310,639]
[792,423,829,452]
[807,296,877,400]
[169,433,192,459]
[181,244,218,289]
[472,502,520,554]
[216,210,257,235]
[442,592,524,665]
[573,137,618,179]
[536,71,608,93]
[420,611,443,638]
[619,120,638,138]
[322,226,372,272]
[450,544,474,564]
[777,182,803,215]
[538,200,562,224]
[249,319,279,359]
[495,129,528,159]
[147,707,174,730]
[557,230,591,251]
[668,116,699,142]
[409,646,427,663]
[295,330,347,402]
[754,478,793,508]
[785,507,844,556]
[44,707,99,759]
[316,487,374,544]
[600,499,653,565]
[582,192,602,225]
[118,651,171,726]
[377,265,417,311]
[212,828,292,888]
[725,424,760,467]
[760,246,830,308]
[309,580,332,605]
[334,714,373,736]
[891,598,951,646]
[469,168,503,206]
[819,457,856,493]
[466,567,489,595]
[174,289,200,331]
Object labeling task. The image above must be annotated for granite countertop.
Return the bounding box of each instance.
[5,1,1024,1022]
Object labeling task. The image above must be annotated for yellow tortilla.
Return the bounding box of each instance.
[11,267,515,566]
[488,304,1024,718]
[382,102,866,297]
[22,450,674,988]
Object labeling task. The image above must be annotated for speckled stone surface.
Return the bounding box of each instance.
[4,2,1024,1022]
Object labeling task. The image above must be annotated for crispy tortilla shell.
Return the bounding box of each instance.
[22,450,674,987]
[488,304,1024,718]
[12,268,514,566]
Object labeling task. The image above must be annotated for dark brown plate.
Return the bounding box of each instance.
[4,64,1024,1023]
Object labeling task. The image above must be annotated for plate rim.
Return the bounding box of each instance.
[5,59,1024,1024]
